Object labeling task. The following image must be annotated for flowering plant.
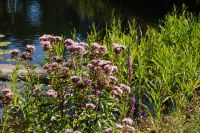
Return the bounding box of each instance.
[1,35,135,133]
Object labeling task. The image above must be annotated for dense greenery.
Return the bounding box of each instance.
[0,9,200,132]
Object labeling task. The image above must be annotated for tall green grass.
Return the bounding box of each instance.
[87,8,200,119]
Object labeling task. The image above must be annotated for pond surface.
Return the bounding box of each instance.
[0,0,199,64]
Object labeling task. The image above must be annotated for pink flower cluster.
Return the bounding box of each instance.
[130,97,135,113]
[10,45,35,61]
[64,129,82,133]
[39,34,63,51]
[86,103,96,110]
[108,76,118,85]
[115,123,135,132]
[43,62,60,71]
[10,49,20,58]
[103,127,112,133]
[41,41,52,51]
[46,89,57,99]
[112,43,125,54]
[122,117,134,126]
[65,39,86,55]
[114,118,135,133]
[1,88,13,105]
[70,76,82,84]
[111,84,130,95]
[91,43,107,56]
[70,76,92,87]
[21,52,33,61]
[88,59,118,74]
[39,34,63,43]
[26,44,36,53]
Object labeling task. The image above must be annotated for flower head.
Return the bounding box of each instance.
[79,42,88,48]
[86,103,96,110]
[46,89,57,99]
[122,118,133,126]
[66,42,86,55]
[112,43,125,54]
[83,79,92,87]
[2,89,13,104]
[71,76,82,84]
[41,41,52,51]
[74,131,82,133]
[119,84,131,93]
[111,86,123,95]
[10,49,20,58]
[103,127,112,133]
[21,52,33,61]
[64,39,75,46]
[25,45,35,53]
[64,129,73,133]
[115,124,123,129]
[89,59,118,74]
[108,76,118,85]
[91,43,107,56]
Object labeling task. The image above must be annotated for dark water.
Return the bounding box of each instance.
[0,0,200,64]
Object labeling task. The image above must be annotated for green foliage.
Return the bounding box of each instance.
[0,8,200,132]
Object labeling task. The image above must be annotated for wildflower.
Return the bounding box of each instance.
[126,47,133,83]
[53,56,64,63]
[124,125,135,133]
[66,42,86,55]
[5,92,13,99]
[64,129,73,133]
[104,65,118,74]
[74,131,82,133]
[112,43,125,54]
[89,59,118,74]
[46,89,57,99]
[91,43,107,56]
[79,42,88,48]
[10,49,20,58]
[25,45,35,53]
[108,76,118,85]
[130,97,135,113]
[41,41,52,51]
[2,89,13,105]
[43,63,51,71]
[39,34,53,42]
[2,88,12,95]
[86,103,96,110]
[115,124,123,129]
[21,52,33,61]
[71,76,82,84]
[93,89,101,96]
[64,39,75,46]
[119,84,131,93]
[83,79,92,87]
[103,127,112,133]
[63,61,73,69]
[54,36,63,42]
[51,62,59,70]
[122,118,133,126]
[111,86,123,95]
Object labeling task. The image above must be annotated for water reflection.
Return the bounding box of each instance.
[27,0,41,27]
